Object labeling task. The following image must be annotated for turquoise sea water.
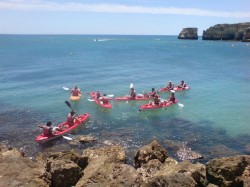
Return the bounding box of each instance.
[0,35,249,160]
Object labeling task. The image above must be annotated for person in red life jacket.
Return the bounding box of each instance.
[149,88,157,98]
[67,110,78,127]
[96,90,101,99]
[39,121,53,136]
[177,80,187,89]
[71,86,82,96]
[164,81,174,91]
[99,93,110,105]
[153,95,161,105]
[168,92,176,103]
[130,87,136,100]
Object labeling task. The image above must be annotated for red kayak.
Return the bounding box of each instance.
[115,94,151,101]
[139,99,178,110]
[35,113,90,143]
[89,92,112,109]
[158,86,190,92]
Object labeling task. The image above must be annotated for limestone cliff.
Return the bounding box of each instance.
[202,22,250,41]
[178,28,198,40]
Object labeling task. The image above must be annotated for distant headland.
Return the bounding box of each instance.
[178,22,250,42]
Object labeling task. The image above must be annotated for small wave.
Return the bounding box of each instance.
[93,38,113,42]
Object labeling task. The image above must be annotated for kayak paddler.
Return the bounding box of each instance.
[99,93,110,105]
[38,121,54,136]
[67,110,78,126]
[177,80,187,90]
[71,86,82,96]
[164,81,174,91]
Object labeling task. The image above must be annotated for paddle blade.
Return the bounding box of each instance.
[130,83,134,89]
[178,103,184,108]
[65,101,72,109]
[107,94,114,97]
[63,87,69,91]
[170,90,175,93]
[63,136,73,140]
[88,99,95,102]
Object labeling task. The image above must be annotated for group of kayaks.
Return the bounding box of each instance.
[36,85,190,143]
[69,85,190,110]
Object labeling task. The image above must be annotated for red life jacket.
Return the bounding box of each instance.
[42,125,52,136]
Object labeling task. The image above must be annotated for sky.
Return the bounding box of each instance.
[0,0,249,35]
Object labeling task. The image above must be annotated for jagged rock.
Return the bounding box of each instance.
[206,155,250,187]
[77,145,141,186]
[142,172,198,187]
[81,145,126,163]
[76,162,142,187]
[150,160,207,186]
[178,28,198,40]
[0,147,51,187]
[46,158,83,187]
[47,150,88,169]
[134,140,168,168]
[137,159,164,182]
[243,27,250,42]
[202,22,250,41]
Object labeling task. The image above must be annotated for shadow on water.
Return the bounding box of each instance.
[0,103,249,164]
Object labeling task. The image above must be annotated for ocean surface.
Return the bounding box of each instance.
[0,35,249,161]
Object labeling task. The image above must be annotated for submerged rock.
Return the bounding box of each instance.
[176,144,203,161]
[69,135,97,145]
[178,27,198,40]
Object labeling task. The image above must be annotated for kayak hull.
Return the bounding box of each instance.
[35,113,90,143]
[158,86,190,92]
[70,94,82,101]
[90,92,112,109]
[139,100,178,110]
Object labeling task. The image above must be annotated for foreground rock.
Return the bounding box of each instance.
[1,141,249,187]
[206,155,250,187]
[202,22,250,41]
[178,27,198,40]
[0,145,50,187]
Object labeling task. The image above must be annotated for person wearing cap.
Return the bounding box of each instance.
[71,86,82,96]
[130,87,136,100]
[38,121,54,136]
[164,81,174,91]
[67,110,78,126]
[177,80,187,90]
[99,93,110,105]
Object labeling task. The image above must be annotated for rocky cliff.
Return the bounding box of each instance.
[202,22,250,41]
[178,28,198,40]
[1,141,250,187]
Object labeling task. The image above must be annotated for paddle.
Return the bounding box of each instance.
[88,99,95,102]
[63,87,69,91]
[62,136,73,140]
[64,101,79,116]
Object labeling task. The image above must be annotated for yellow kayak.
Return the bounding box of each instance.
[70,94,82,101]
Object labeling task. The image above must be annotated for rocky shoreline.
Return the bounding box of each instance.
[178,22,250,41]
[1,139,249,187]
